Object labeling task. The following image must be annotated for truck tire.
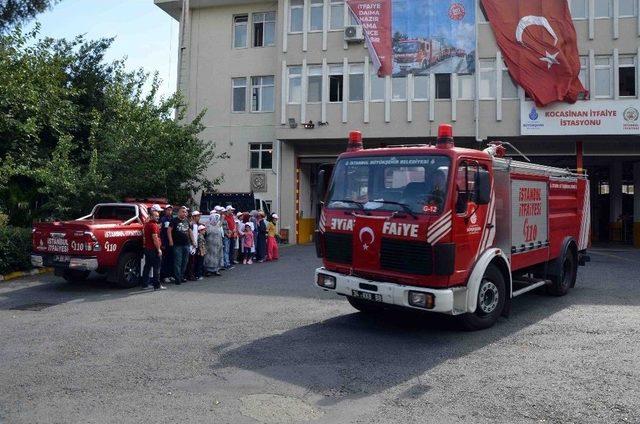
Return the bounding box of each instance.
[115,251,141,289]
[459,264,505,331]
[347,296,384,314]
[547,248,577,296]
[62,270,90,283]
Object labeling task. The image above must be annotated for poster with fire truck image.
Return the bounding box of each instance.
[347,0,476,77]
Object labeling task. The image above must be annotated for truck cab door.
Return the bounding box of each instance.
[451,160,492,284]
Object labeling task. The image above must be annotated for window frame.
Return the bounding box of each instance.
[306,65,323,104]
[435,73,451,100]
[501,64,518,100]
[251,75,275,113]
[231,77,247,113]
[287,66,302,104]
[288,0,304,33]
[579,56,589,91]
[413,75,430,101]
[329,0,345,31]
[594,0,612,18]
[233,14,249,49]
[618,55,637,98]
[348,63,364,102]
[619,0,637,17]
[569,0,588,20]
[478,59,496,100]
[249,142,274,170]
[369,69,386,102]
[252,11,276,48]
[594,56,613,99]
[309,0,324,32]
[391,76,407,101]
[328,64,344,103]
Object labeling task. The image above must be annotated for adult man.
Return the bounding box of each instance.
[168,206,195,284]
[224,205,238,268]
[159,204,174,283]
[141,207,166,291]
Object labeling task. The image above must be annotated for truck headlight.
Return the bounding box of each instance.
[408,291,435,309]
[316,273,336,289]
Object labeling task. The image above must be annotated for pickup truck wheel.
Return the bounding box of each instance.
[115,251,141,289]
[459,264,505,331]
[347,296,384,314]
[547,248,577,296]
[62,270,90,283]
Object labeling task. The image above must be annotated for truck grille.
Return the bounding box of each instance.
[324,233,352,264]
[380,238,432,275]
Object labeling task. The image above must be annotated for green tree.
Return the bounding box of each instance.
[0,27,224,226]
[0,0,59,32]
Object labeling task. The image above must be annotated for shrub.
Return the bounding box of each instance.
[0,226,32,275]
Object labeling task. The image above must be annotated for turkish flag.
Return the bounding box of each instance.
[481,0,587,106]
[352,216,385,271]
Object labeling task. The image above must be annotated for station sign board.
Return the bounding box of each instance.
[521,99,640,135]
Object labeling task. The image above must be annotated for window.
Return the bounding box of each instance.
[413,75,429,100]
[348,8,359,25]
[619,0,636,17]
[370,69,385,101]
[232,77,247,112]
[618,56,636,97]
[594,56,612,98]
[569,0,587,19]
[479,59,496,99]
[289,0,303,32]
[457,74,474,99]
[307,66,323,102]
[251,76,275,112]
[622,184,635,195]
[349,64,364,101]
[392,77,406,100]
[250,143,273,169]
[329,65,343,102]
[579,56,589,90]
[253,12,276,47]
[309,0,324,31]
[595,0,612,17]
[435,74,451,99]
[455,162,488,210]
[233,15,248,48]
[288,66,302,104]
[598,181,610,195]
[501,66,518,99]
[330,0,344,30]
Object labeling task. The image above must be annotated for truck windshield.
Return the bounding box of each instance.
[326,155,450,214]
[93,205,137,221]
[394,42,419,54]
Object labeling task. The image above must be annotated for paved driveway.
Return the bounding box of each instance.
[0,246,638,423]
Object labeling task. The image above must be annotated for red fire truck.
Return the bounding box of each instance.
[314,125,590,330]
[31,200,168,288]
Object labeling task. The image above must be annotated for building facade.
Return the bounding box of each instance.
[155,0,640,246]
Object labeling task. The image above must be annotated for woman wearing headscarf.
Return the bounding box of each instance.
[204,212,224,276]
[255,211,268,263]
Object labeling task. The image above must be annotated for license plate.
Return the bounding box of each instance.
[54,255,70,263]
[351,289,382,303]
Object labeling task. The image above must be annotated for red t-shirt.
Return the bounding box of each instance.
[143,221,160,250]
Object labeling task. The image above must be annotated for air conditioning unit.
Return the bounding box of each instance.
[344,25,364,42]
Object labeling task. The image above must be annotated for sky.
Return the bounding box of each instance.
[28,0,179,99]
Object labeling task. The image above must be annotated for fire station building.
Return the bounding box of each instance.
[155,0,640,246]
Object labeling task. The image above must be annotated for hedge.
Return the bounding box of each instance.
[0,226,32,275]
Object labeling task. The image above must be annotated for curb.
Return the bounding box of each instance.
[0,268,53,282]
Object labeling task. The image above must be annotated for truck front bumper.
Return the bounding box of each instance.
[31,254,99,271]
[315,268,468,315]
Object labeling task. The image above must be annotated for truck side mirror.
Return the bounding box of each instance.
[476,169,491,205]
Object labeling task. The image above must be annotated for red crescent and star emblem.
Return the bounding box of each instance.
[448,3,466,21]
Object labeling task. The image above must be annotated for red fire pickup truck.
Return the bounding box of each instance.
[31,200,167,288]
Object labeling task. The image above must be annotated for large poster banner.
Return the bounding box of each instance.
[347,0,476,77]
[521,100,640,135]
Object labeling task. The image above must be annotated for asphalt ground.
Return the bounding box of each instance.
[0,246,638,423]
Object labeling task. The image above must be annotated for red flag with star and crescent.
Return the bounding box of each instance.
[480,0,588,106]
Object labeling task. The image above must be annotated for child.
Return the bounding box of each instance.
[266,214,279,261]
[195,224,207,280]
[242,225,254,264]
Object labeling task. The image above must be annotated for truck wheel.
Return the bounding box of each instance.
[115,251,141,289]
[547,248,577,296]
[459,264,505,331]
[347,296,384,314]
[62,270,90,283]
